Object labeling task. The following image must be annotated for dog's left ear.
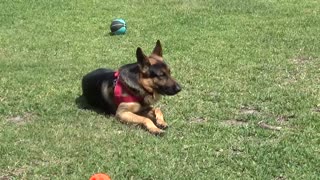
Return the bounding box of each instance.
[136,47,150,73]
[152,40,162,57]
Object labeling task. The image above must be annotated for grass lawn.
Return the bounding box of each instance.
[1,0,320,179]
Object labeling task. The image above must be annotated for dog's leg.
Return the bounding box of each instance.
[154,108,168,129]
[116,103,164,134]
[141,107,168,130]
[117,112,165,134]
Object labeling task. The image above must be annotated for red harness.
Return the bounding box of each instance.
[114,71,143,107]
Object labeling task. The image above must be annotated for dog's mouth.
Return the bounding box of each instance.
[158,84,181,96]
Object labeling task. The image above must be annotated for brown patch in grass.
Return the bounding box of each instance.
[7,112,35,125]
[189,117,207,123]
[240,106,259,115]
[312,105,320,113]
[274,175,286,180]
[0,166,28,179]
[0,176,11,180]
[276,114,295,123]
[223,119,248,126]
[258,121,282,131]
[292,55,316,64]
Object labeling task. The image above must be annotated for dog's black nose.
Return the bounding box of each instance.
[174,84,181,93]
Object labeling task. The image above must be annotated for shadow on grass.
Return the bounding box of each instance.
[75,95,112,116]
[105,32,126,36]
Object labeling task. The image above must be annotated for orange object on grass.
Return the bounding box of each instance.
[89,173,111,180]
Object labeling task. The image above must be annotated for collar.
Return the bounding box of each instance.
[114,71,144,107]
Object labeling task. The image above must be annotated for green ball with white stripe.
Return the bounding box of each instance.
[110,18,126,35]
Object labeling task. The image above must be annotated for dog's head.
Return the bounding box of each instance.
[137,40,181,96]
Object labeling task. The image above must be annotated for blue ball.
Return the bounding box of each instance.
[110,18,126,35]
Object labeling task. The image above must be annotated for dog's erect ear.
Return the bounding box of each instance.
[136,47,150,73]
[152,40,162,57]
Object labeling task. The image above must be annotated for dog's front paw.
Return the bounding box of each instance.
[156,121,168,130]
[149,127,166,135]
[145,121,166,135]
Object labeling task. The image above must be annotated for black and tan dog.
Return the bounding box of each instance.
[81,40,181,134]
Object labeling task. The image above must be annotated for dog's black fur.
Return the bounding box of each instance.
[81,68,116,114]
[82,63,156,114]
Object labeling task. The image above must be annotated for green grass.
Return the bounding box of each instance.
[1,0,320,179]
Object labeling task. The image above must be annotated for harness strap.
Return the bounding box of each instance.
[114,71,143,107]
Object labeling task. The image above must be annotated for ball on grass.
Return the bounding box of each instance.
[110,18,126,35]
[89,173,111,180]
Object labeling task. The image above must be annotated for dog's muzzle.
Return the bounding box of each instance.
[160,83,181,96]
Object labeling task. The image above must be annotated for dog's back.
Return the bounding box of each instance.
[82,68,116,114]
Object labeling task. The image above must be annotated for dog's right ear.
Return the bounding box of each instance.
[152,40,162,57]
[136,47,150,73]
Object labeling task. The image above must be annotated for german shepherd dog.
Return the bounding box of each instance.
[81,40,181,134]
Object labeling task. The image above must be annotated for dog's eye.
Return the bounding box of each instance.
[157,71,165,77]
[150,70,166,78]
[150,71,158,78]
[158,72,168,80]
